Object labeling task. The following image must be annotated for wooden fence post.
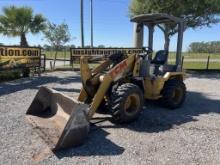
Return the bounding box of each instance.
[50,61,53,71]
[181,56,185,70]
[64,49,66,66]
[43,55,46,72]
[41,54,46,72]
[72,62,74,71]
[206,55,210,70]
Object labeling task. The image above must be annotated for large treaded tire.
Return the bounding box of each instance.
[160,79,186,109]
[111,83,144,123]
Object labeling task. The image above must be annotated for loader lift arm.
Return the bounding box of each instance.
[78,54,136,119]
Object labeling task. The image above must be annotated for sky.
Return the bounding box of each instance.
[0,0,220,51]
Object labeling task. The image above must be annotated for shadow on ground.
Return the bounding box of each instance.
[52,87,81,93]
[54,90,220,159]
[54,127,125,158]
[0,75,81,96]
[98,91,220,132]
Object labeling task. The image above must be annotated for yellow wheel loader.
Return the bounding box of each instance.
[26,14,186,151]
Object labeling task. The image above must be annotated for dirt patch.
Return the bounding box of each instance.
[32,146,52,163]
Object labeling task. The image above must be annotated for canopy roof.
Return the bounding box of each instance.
[131,13,183,25]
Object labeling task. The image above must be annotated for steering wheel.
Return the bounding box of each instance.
[143,47,153,54]
[138,47,153,59]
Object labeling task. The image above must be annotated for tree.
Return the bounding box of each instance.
[188,41,220,53]
[85,45,91,48]
[43,22,71,69]
[0,6,46,47]
[98,45,105,48]
[129,0,220,50]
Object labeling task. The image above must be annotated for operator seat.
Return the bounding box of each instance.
[151,50,168,65]
[151,50,168,75]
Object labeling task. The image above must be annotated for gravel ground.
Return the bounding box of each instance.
[0,71,220,165]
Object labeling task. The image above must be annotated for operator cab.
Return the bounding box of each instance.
[131,13,184,76]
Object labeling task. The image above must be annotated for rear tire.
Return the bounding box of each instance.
[110,83,144,123]
[160,79,186,109]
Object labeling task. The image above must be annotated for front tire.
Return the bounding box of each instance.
[160,79,186,109]
[110,83,144,123]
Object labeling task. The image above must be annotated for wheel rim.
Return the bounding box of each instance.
[124,94,140,116]
[172,87,183,105]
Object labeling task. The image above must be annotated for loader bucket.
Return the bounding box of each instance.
[26,86,90,151]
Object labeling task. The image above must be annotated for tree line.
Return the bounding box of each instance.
[42,44,108,51]
[1,2,220,55]
[188,41,220,53]
[130,0,220,51]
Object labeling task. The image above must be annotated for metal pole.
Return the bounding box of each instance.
[206,55,210,70]
[80,0,84,48]
[133,23,144,48]
[64,49,66,66]
[148,24,154,50]
[176,22,184,67]
[90,0,94,48]
[181,56,185,71]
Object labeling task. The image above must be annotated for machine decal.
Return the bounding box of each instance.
[70,48,144,63]
[109,60,128,79]
[0,46,41,70]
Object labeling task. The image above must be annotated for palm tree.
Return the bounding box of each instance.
[0,6,46,47]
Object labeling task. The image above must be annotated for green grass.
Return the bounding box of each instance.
[0,70,21,82]
[43,50,220,70]
[43,51,70,59]
[43,50,220,60]
[168,59,220,69]
[182,62,220,70]
[56,61,220,70]
[183,62,207,70]
[168,52,220,60]
[184,53,220,59]
[207,62,220,69]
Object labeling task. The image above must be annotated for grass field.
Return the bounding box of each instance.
[169,52,220,59]
[44,50,220,70]
[0,51,217,80]
[43,50,220,59]
[56,61,220,70]
[43,51,70,59]
[182,62,220,70]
